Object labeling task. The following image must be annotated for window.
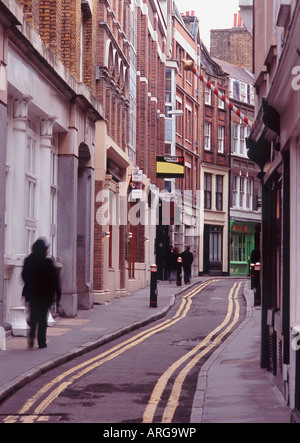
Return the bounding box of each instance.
[185,106,192,142]
[204,173,212,209]
[26,179,36,220]
[177,45,184,75]
[233,124,238,153]
[50,138,58,257]
[176,99,183,136]
[239,177,245,208]
[186,167,191,190]
[232,175,238,207]
[165,116,172,141]
[249,85,255,105]
[240,82,247,102]
[185,57,192,84]
[25,129,38,253]
[165,143,171,155]
[164,180,172,192]
[25,134,37,220]
[209,226,223,264]
[240,126,245,155]
[194,108,199,150]
[218,90,225,109]
[233,80,240,100]
[218,126,225,153]
[246,177,254,210]
[205,86,211,105]
[231,234,246,262]
[216,175,223,211]
[231,175,253,210]
[174,224,180,246]
[204,122,211,150]
[165,68,172,103]
[233,123,248,156]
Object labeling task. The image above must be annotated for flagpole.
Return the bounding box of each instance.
[183,59,254,129]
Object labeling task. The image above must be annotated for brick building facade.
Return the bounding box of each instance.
[0,0,259,344]
[198,42,230,275]
[169,8,202,276]
[128,0,168,281]
[210,12,253,73]
[212,48,260,278]
[93,0,131,302]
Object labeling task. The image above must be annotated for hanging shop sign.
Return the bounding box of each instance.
[156,156,185,178]
[132,169,143,199]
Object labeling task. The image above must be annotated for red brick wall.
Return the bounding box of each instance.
[136,5,166,186]
[201,70,229,167]
[18,0,40,30]
[210,27,253,72]
[19,0,97,91]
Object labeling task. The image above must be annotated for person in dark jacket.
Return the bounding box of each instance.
[181,246,194,284]
[22,238,61,349]
[167,246,179,282]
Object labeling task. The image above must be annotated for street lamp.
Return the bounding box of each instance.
[167,110,184,117]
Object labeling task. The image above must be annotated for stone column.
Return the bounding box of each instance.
[57,127,78,317]
[77,156,94,310]
[9,95,33,336]
[117,182,127,297]
[94,177,110,304]
[39,116,57,240]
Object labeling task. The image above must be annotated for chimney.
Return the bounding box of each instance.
[233,13,237,27]
[238,11,242,26]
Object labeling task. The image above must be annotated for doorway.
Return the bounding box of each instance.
[204,225,223,275]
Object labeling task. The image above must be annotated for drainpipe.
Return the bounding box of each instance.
[228,109,232,276]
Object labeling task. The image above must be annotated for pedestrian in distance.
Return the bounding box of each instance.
[22,237,61,350]
[181,246,194,284]
[167,246,179,283]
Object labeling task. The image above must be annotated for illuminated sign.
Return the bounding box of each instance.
[156,156,184,178]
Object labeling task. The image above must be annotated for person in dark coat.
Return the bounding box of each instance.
[181,246,194,284]
[22,238,61,349]
[167,246,179,282]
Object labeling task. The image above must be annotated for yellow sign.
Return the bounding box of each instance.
[156,156,185,178]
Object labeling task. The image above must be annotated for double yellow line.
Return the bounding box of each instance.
[8,279,218,422]
[143,280,243,423]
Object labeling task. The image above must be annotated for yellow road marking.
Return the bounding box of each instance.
[18,280,218,418]
[143,281,243,423]
[161,281,242,423]
[3,415,52,424]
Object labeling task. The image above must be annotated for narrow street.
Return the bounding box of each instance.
[0,279,246,424]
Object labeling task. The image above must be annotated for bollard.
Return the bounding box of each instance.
[250,263,255,289]
[251,262,261,306]
[253,262,261,306]
[177,256,182,287]
[150,264,158,308]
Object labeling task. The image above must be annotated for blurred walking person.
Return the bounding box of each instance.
[167,246,179,283]
[181,246,194,284]
[22,238,61,349]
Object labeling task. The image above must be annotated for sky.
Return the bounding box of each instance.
[174,0,241,49]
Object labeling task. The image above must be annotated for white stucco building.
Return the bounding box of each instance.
[1,0,104,337]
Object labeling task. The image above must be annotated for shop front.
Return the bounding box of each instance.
[229,221,258,277]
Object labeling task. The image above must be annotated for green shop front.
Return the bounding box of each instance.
[229,220,258,277]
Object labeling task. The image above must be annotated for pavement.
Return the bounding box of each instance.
[0,277,291,423]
